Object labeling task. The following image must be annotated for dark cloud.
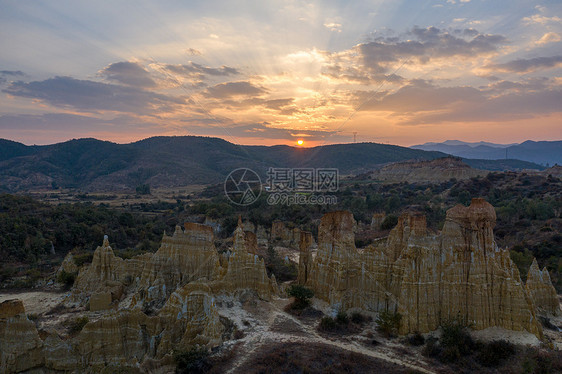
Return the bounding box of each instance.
[199,95,299,115]
[362,26,505,66]
[325,26,506,83]
[99,61,156,88]
[485,55,562,73]
[0,70,25,85]
[186,120,337,141]
[485,77,550,94]
[163,62,239,78]
[462,28,479,37]
[323,64,404,84]
[0,113,112,131]
[3,76,185,114]
[261,98,297,114]
[0,70,25,76]
[185,48,202,56]
[203,81,267,99]
[0,113,162,143]
[261,98,292,110]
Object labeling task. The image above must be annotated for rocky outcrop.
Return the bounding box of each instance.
[297,231,313,285]
[56,251,78,277]
[72,235,144,303]
[271,220,300,247]
[0,299,25,318]
[242,220,268,246]
[41,283,223,371]
[89,292,112,311]
[541,165,562,178]
[0,300,44,374]
[157,282,224,353]
[526,259,561,316]
[133,223,221,307]
[73,218,277,312]
[3,281,225,372]
[5,215,278,372]
[245,231,259,254]
[371,212,386,230]
[303,199,549,338]
[368,157,487,183]
[76,310,159,368]
[77,284,223,369]
[211,218,277,300]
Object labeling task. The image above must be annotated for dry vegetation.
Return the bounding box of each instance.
[234,342,425,374]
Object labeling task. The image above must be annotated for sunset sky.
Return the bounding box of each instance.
[1,0,561,147]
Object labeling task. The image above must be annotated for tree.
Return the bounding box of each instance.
[287,284,314,309]
[135,184,151,195]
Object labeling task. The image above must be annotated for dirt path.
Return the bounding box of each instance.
[0,290,66,315]
[225,301,436,374]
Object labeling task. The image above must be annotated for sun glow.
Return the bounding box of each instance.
[297,139,304,146]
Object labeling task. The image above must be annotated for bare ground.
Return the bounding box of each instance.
[216,297,437,374]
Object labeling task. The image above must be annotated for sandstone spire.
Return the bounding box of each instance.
[526,258,561,316]
[302,199,548,338]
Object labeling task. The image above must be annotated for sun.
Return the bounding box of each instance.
[297,139,304,146]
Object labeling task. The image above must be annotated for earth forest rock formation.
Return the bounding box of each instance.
[1,200,559,373]
[303,198,559,338]
[1,218,276,373]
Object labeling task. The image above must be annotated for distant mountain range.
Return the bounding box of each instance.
[0,137,547,192]
[417,140,519,149]
[411,140,562,166]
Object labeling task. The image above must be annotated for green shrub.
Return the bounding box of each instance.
[476,340,515,367]
[439,319,473,355]
[407,332,425,346]
[421,337,441,358]
[351,312,367,324]
[174,346,210,374]
[380,215,398,230]
[135,184,151,195]
[266,246,298,282]
[440,345,461,363]
[375,310,402,337]
[73,252,94,267]
[57,270,76,288]
[336,310,349,325]
[520,349,562,374]
[319,316,337,331]
[287,285,314,310]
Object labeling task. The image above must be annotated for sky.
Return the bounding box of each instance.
[0,0,561,147]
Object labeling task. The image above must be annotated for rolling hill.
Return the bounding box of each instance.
[0,136,546,192]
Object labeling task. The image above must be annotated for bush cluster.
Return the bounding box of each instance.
[57,269,77,288]
[318,310,370,333]
[375,310,402,338]
[286,284,314,310]
[421,320,516,368]
[174,347,210,374]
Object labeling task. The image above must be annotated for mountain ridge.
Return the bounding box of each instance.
[0,136,547,192]
[411,140,562,165]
